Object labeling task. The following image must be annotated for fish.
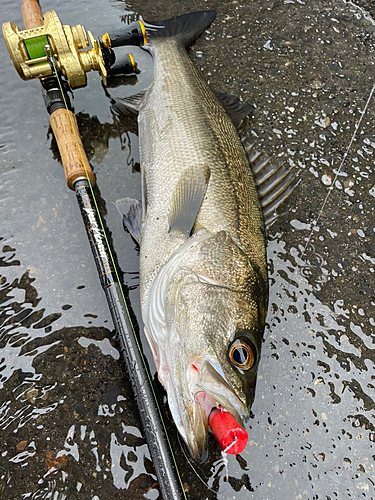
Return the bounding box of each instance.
[113,11,296,462]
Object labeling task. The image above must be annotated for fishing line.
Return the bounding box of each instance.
[264,85,375,347]
[220,448,230,483]
[193,389,205,405]
[176,432,226,495]
[298,82,375,266]
[46,46,188,500]
[223,438,237,453]
[220,437,238,484]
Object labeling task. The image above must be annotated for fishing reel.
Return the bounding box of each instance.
[2,9,146,89]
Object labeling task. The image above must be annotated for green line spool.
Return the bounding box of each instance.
[24,35,48,59]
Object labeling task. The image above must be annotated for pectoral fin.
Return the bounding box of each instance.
[111,91,146,116]
[169,165,210,237]
[114,198,142,244]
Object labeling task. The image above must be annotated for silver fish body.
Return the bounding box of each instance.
[114,12,272,461]
[138,38,267,460]
[138,37,267,312]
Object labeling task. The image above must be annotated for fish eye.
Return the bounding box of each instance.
[228,339,255,370]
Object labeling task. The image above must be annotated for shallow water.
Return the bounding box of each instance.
[1,0,374,499]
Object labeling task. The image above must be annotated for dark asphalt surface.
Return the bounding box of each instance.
[1,0,374,498]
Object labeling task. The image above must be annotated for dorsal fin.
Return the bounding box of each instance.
[241,138,299,228]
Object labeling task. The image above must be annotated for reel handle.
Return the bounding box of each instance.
[21,0,43,29]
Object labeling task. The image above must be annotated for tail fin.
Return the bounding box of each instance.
[144,11,216,48]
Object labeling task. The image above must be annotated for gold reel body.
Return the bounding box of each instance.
[2,10,107,89]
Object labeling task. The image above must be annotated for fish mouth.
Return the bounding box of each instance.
[184,358,248,462]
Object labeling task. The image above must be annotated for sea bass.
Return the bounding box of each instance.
[114,11,295,461]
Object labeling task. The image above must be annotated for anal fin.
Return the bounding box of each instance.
[169,165,210,237]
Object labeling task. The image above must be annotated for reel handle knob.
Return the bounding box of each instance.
[108,53,138,76]
[99,21,147,49]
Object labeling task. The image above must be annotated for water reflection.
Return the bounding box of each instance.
[0,244,158,499]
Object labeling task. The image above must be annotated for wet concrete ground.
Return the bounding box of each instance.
[1,0,374,498]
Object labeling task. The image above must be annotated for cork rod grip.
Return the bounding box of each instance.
[50,109,96,190]
[21,0,44,29]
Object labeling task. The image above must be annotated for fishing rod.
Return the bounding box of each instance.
[2,1,185,499]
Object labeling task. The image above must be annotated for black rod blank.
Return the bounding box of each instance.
[75,180,185,500]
